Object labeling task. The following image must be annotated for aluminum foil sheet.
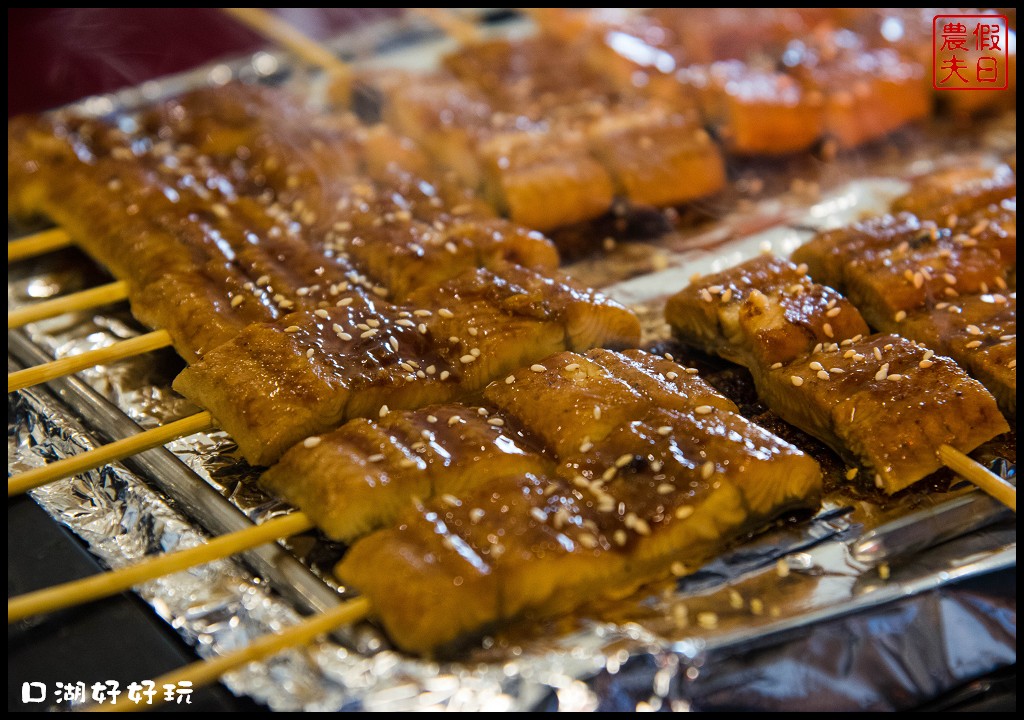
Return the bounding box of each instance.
[7,15,1017,712]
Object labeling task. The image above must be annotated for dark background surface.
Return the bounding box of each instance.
[7,7,1016,713]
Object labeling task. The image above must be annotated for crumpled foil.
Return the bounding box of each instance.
[7,22,1017,711]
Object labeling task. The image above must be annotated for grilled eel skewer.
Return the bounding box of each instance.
[793,164,1016,417]
[666,255,1008,495]
[8,84,640,466]
[259,348,822,655]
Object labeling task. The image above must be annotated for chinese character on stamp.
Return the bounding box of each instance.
[933,14,1009,90]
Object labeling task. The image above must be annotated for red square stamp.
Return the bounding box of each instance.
[932,14,1009,90]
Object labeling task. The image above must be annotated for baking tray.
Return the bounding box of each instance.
[7,9,1017,712]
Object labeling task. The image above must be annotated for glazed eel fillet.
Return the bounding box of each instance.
[666,254,1008,494]
[261,348,821,654]
[8,84,639,465]
[793,165,1016,416]
[376,32,725,231]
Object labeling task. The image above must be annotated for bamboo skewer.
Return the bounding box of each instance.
[7,411,214,497]
[8,280,129,329]
[8,511,313,623]
[92,596,372,713]
[8,328,173,393]
[939,444,1016,512]
[223,7,353,95]
[7,227,74,263]
[412,8,483,45]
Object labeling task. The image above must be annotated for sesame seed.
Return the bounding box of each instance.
[685,367,699,375]
[469,348,480,357]
[874,474,885,488]
[615,453,634,468]
[919,359,934,369]
[633,518,651,536]
[965,340,983,348]
[487,418,505,427]
[721,288,733,302]
[894,310,907,322]
[823,322,834,338]
[796,262,809,275]
[368,453,386,463]
[389,337,400,352]
[809,361,823,371]
[887,373,903,381]
[477,407,489,416]
[441,494,461,507]
[530,507,547,523]
[826,307,841,317]
[593,406,602,420]
[707,285,723,294]
[531,364,546,372]
[284,325,300,333]
[360,329,378,339]
[749,598,765,615]
[398,458,417,469]
[338,332,352,341]
[817,370,830,380]
[314,308,329,318]
[438,308,455,318]
[460,354,476,364]
[701,461,715,480]
[256,275,270,286]
[657,426,672,436]
[602,467,617,481]
[230,295,245,307]
[445,241,459,254]
[657,483,674,495]
[776,558,790,578]
[770,362,783,370]
[303,436,322,448]
[845,467,859,480]
[694,405,713,415]
[505,375,516,384]
[440,370,450,380]
[873,347,883,361]
[665,371,679,380]
[878,562,891,580]
[564,363,580,371]
[671,562,688,577]
[913,272,924,289]
[448,415,462,426]
[875,363,889,381]
[337,297,353,307]
[791,375,804,387]
[418,323,428,334]
[699,288,713,303]
[943,273,957,285]
[675,506,694,520]
[578,533,599,549]
[697,612,719,629]
[613,529,628,546]
[306,348,315,358]
[579,439,594,452]
[965,324,982,336]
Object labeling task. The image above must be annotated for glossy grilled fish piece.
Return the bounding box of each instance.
[664,254,869,369]
[792,212,1011,324]
[444,35,726,210]
[339,349,820,655]
[262,404,553,542]
[759,334,1008,493]
[666,256,1008,493]
[173,265,640,465]
[890,164,1016,221]
[785,35,932,150]
[680,61,825,156]
[898,292,1017,418]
